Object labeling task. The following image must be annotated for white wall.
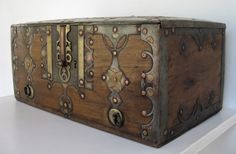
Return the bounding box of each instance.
[0,0,235,108]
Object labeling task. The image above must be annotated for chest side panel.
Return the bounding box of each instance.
[163,28,224,142]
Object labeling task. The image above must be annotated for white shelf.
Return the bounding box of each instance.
[0,96,235,154]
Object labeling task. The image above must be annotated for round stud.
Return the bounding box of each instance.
[179,108,183,115]
[142,130,148,136]
[112,97,118,104]
[113,51,117,56]
[79,29,84,36]
[113,26,118,33]
[79,79,84,85]
[199,46,203,51]
[40,37,44,42]
[46,30,50,35]
[13,30,17,34]
[26,45,30,49]
[93,26,98,32]
[124,79,129,86]
[80,93,85,99]
[141,52,147,58]
[89,71,94,77]
[47,73,51,78]
[163,129,168,136]
[141,73,146,79]
[89,39,94,45]
[47,83,52,89]
[102,75,107,81]
[137,26,141,32]
[142,110,147,116]
[27,76,31,81]
[141,90,146,96]
[171,27,175,33]
[63,102,68,108]
[165,29,169,36]
[142,28,148,35]
[16,91,20,95]
[182,44,186,51]
[40,63,44,68]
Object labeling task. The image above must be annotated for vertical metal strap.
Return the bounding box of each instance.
[47,26,52,80]
[78,25,84,87]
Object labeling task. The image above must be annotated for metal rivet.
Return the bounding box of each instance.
[48,83,52,89]
[89,71,94,77]
[80,93,85,99]
[179,108,183,115]
[16,91,20,95]
[13,30,17,34]
[46,30,50,35]
[79,29,84,36]
[142,130,148,136]
[142,28,148,35]
[141,52,147,58]
[142,110,147,116]
[113,27,118,33]
[199,46,202,51]
[113,51,117,56]
[182,44,186,51]
[165,29,169,36]
[27,77,31,81]
[89,39,94,45]
[137,26,141,32]
[40,63,44,68]
[141,90,146,96]
[40,37,44,42]
[171,27,175,33]
[163,129,168,136]
[141,73,146,79]
[47,73,51,78]
[26,45,30,49]
[112,97,118,104]
[102,75,107,80]
[79,79,84,85]
[124,79,129,86]
[94,26,98,32]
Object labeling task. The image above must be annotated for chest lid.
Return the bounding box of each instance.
[13,16,225,28]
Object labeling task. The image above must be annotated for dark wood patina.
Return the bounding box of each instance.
[11,16,226,147]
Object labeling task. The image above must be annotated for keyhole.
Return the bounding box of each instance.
[113,113,122,127]
[74,60,77,69]
[108,108,124,128]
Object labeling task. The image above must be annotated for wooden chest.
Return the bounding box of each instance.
[11,17,226,147]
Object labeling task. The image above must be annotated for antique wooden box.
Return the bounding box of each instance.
[11,17,226,147]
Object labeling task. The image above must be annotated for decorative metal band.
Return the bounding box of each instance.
[46,26,52,80]
[84,26,94,90]
[78,25,85,88]
[21,26,36,100]
[140,24,160,141]
[96,25,138,107]
[56,25,72,83]
[11,26,20,96]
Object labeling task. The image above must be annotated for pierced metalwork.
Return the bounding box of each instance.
[140,24,161,140]
[59,94,73,117]
[56,25,72,83]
